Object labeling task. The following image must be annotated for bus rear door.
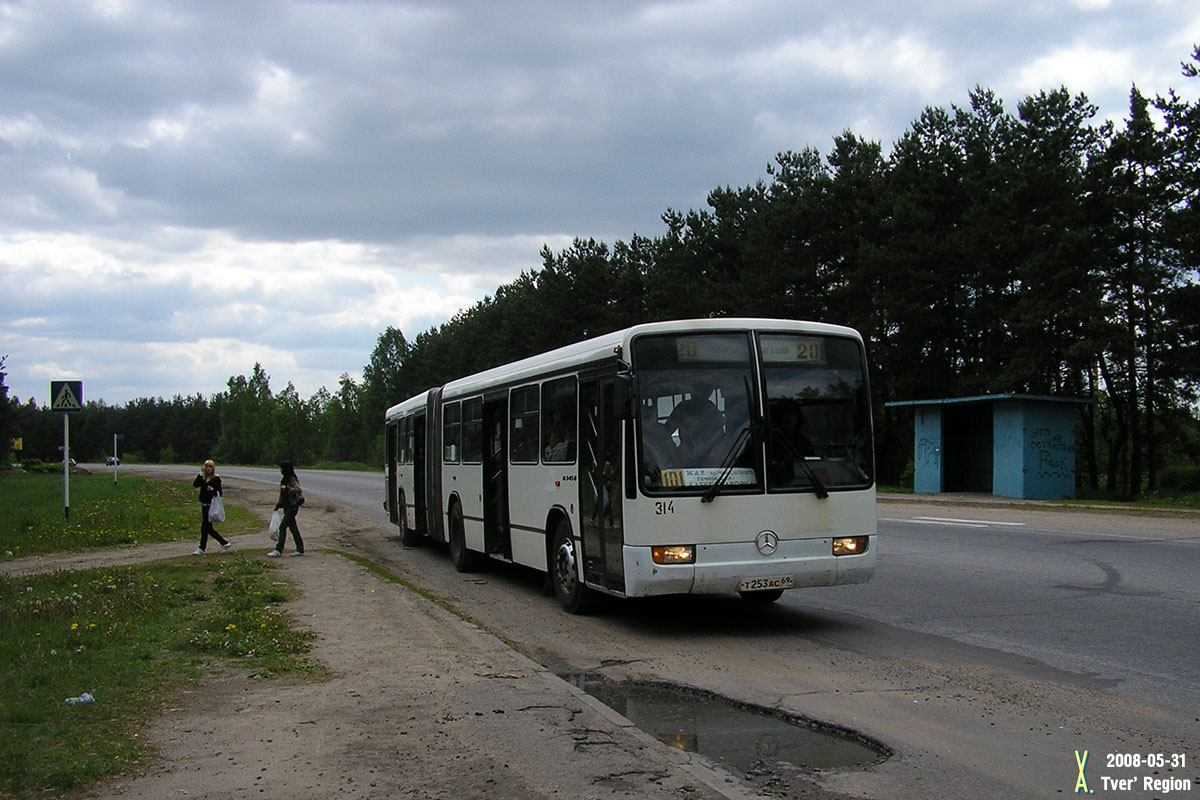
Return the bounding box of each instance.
[412,412,427,535]
[385,420,398,524]
[483,396,512,559]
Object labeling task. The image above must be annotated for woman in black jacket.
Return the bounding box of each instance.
[267,461,304,557]
[192,459,230,554]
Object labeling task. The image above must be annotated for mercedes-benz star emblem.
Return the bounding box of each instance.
[755,530,779,555]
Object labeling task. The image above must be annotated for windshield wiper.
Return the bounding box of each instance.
[700,424,753,504]
[835,443,871,482]
[770,426,830,499]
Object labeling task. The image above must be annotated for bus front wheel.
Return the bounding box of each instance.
[551,521,595,614]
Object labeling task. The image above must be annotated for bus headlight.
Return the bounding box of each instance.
[652,545,695,565]
[832,537,869,556]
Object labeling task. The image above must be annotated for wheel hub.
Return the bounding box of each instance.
[555,539,577,591]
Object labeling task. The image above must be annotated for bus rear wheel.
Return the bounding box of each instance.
[398,491,422,547]
[551,521,595,614]
[448,502,480,572]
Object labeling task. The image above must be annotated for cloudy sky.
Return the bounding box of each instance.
[2,0,1198,407]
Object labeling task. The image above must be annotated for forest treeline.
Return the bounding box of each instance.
[5,50,1200,496]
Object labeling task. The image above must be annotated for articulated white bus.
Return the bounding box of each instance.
[384,318,876,613]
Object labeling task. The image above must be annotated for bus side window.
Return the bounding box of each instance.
[443,402,461,463]
[541,377,577,464]
[461,398,483,464]
[510,385,540,464]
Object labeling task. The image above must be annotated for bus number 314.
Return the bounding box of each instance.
[655,501,675,515]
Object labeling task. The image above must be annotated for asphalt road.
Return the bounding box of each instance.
[801,500,1200,716]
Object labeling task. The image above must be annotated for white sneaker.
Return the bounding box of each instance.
[221,543,232,551]
[266,550,281,558]
[193,547,205,555]
[289,551,304,557]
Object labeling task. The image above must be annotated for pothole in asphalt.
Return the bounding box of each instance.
[562,672,890,780]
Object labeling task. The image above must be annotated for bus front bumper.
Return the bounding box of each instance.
[621,536,876,598]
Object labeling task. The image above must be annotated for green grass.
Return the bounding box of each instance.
[0,471,322,797]
[1139,491,1200,509]
[1063,489,1200,511]
[0,558,320,797]
[0,471,257,560]
[307,461,376,472]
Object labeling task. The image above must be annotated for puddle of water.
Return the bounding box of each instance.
[562,672,888,777]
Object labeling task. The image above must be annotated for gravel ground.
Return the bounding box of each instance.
[8,479,763,800]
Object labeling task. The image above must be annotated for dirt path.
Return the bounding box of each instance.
[6,480,752,800]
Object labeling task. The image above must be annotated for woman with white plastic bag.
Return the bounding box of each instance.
[267,509,283,541]
[192,460,231,554]
[267,461,305,557]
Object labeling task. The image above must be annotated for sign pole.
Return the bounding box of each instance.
[63,413,70,520]
[113,434,118,485]
[50,380,84,521]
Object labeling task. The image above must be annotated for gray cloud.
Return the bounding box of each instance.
[2,0,1198,404]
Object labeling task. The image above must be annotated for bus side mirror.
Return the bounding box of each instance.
[612,374,633,420]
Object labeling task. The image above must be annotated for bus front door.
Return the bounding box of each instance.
[482,398,511,558]
[579,379,625,591]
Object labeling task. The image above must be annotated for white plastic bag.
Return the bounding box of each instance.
[267,509,282,541]
[209,494,226,523]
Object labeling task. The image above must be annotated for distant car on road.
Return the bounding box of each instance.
[106,456,120,466]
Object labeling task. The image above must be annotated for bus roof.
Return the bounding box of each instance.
[384,318,861,419]
[384,389,430,421]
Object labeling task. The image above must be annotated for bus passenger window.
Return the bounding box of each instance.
[541,377,577,464]
[443,402,461,463]
[510,385,540,464]
[461,398,483,464]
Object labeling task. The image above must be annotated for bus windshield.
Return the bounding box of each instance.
[634,330,873,495]
[634,332,760,493]
[761,333,873,492]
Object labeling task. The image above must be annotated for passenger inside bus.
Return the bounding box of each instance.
[641,416,681,474]
[666,392,726,464]
[589,459,616,524]
[768,401,815,486]
[543,411,574,463]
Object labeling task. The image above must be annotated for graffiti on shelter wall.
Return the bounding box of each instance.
[917,436,941,469]
[1028,427,1073,481]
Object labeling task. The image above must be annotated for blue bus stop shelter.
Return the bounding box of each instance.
[886,394,1093,500]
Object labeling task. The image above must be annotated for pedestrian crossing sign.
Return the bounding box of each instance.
[50,381,83,413]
